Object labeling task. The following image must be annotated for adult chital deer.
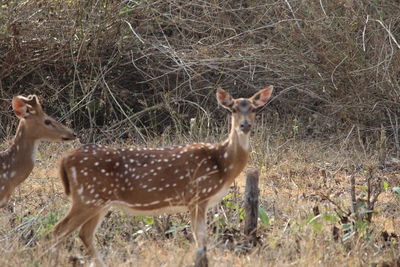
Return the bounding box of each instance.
[0,95,76,208]
[53,86,273,266]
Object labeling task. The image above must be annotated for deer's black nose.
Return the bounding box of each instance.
[240,121,251,134]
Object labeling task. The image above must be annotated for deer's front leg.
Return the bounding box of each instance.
[190,204,208,267]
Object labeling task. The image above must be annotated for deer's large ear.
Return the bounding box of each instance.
[26,95,40,107]
[216,89,234,110]
[12,96,30,119]
[251,86,273,108]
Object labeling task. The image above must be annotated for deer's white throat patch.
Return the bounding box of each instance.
[31,141,40,163]
[237,132,250,151]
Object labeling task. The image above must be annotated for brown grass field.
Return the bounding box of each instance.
[0,126,399,267]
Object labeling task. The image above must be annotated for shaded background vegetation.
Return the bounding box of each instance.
[0,0,399,148]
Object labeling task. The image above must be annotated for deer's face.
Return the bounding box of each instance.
[216,86,273,135]
[230,98,256,134]
[12,95,77,142]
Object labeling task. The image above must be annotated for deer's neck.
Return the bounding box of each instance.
[219,127,251,182]
[0,121,39,187]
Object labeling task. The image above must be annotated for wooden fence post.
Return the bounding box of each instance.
[244,168,260,245]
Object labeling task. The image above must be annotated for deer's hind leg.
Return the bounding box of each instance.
[53,202,103,244]
[79,208,108,267]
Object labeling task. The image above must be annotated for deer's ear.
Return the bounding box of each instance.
[251,86,273,108]
[216,89,234,110]
[27,95,40,107]
[12,96,30,119]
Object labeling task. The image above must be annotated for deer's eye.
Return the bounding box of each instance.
[44,119,52,126]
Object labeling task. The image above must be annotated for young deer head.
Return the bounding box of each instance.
[52,86,273,267]
[217,86,275,150]
[0,95,76,208]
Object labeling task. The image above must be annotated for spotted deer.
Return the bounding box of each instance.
[53,86,273,266]
[0,95,76,208]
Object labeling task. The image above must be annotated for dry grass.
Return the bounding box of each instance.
[0,129,399,267]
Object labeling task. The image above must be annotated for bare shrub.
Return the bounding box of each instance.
[0,0,399,147]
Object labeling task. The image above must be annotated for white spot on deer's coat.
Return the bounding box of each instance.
[77,186,83,195]
[224,152,228,158]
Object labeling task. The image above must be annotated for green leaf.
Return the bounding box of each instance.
[306,214,322,224]
[343,231,355,241]
[383,181,389,190]
[312,221,323,232]
[223,193,234,200]
[355,201,366,210]
[119,7,133,14]
[360,185,368,191]
[258,209,270,227]
[165,226,177,234]
[355,219,369,231]
[323,213,339,223]
[393,187,400,197]
[239,208,245,220]
[342,223,353,232]
[165,224,189,234]
[358,209,373,215]
[144,217,154,225]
